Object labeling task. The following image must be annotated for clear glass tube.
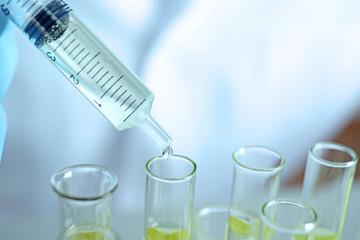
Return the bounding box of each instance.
[260,198,317,240]
[192,206,229,240]
[51,164,119,239]
[0,0,172,149]
[301,141,358,239]
[144,155,196,240]
[226,146,285,240]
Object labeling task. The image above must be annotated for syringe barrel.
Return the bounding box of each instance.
[0,0,172,148]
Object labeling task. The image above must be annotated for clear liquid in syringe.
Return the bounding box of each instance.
[1,0,173,151]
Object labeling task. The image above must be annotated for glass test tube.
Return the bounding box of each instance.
[192,206,229,240]
[51,164,119,239]
[260,198,317,240]
[226,146,285,240]
[144,155,196,240]
[301,142,358,239]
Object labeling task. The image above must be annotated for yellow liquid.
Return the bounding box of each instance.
[313,228,338,240]
[225,215,269,240]
[313,235,337,240]
[292,227,337,240]
[145,227,190,240]
[292,234,337,240]
[69,232,106,240]
[226,225,258,240]
[292,234,314,240]
[59,225,116,240]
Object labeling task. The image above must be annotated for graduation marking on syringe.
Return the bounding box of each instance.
[68,43,80,55]
[100,77,121,99]
[21,0,29,8]
[64,38,75,51]
[73,47,85,60]
[87,61,99,75]
[25,0,37,13]
[96,70,109,84]
[115,90,127,103]
[54,28,78,52]
[101,76,113,89]
[120,95,132,107]
[111,84,123,98]
[123,99,146,122]
[125,99,136,112]
[91,66,103,79]
[78,52,89,65]
[78,52,100,75]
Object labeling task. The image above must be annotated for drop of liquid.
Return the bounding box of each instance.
[162,146,173,159]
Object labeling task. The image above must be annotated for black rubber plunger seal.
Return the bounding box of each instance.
[24,0,71,48]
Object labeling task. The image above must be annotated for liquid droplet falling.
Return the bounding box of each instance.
[162,146,173,159]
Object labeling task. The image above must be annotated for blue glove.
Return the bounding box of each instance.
[0,13,17,162]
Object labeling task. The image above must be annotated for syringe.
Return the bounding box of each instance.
[0,0,172,152]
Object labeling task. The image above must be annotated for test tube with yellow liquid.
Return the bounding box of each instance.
[226,146,285,240]
[143,155,196,240]
[301,142,358,240]
[260,199,317,240]
[51,164,120,240]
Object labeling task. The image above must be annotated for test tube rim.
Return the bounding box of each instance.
[232,145,285,172]
[309,141,358,168]
[145,154,196,183]
[260,198,318,235]
[192,205,229,240]
[50,163,118,201]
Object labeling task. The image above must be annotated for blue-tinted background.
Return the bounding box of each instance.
[1,0,360,239]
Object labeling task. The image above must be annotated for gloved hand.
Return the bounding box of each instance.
[0,14,17,162]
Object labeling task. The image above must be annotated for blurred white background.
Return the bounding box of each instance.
[1,0,360,239]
